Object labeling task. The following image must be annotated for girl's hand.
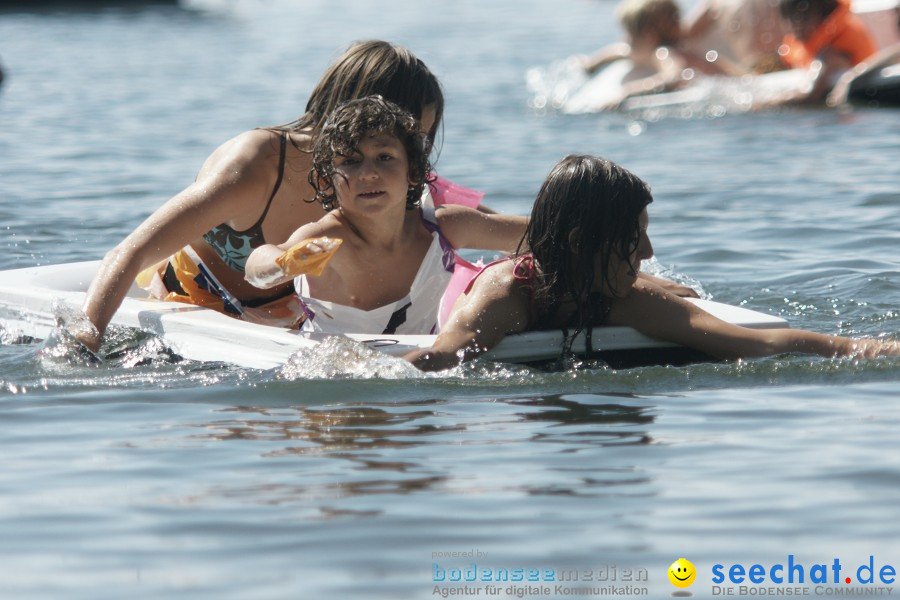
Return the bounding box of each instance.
[659,280,700,298]
[637,272,700,298]
[245,237,342,289]
[842,338,900,359]
[275,237,343,277]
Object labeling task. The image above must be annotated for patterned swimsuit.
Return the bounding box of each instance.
[202,132,287,272]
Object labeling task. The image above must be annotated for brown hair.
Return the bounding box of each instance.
[617,0,681,40]
[779,0,838,21]
[309,96,433,212]
[278,40,444,153]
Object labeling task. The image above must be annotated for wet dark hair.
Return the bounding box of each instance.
[309,95,433,212]
[780,0,838,21]
[522,155,653,333]
[278,40,444,155]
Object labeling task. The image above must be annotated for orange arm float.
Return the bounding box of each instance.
[275,237,343,277]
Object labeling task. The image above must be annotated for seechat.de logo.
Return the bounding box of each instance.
[668,558,697,588]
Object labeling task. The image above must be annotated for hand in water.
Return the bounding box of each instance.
[44,300,102,364]
[848,338,900,359]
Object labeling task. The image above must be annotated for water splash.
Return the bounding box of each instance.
[527,56,814,120]
[37,326,101,370]
[526,56,589,112]
[277,336,552,383]
[0,323,37,345]
[642,257,709,299]
[279,336,425,380]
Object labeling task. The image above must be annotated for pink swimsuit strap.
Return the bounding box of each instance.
[462,254,538,327]
[512,255,536,281]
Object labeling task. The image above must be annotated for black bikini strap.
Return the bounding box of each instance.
[560,326,572,357]
[252,132,288,229]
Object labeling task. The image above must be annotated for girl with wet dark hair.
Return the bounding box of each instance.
[523,155,654,336]
[406,155,899,371]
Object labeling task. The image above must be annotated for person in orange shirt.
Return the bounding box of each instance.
[779,0,878,100]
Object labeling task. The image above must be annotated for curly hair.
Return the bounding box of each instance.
[522,155,653,334]
[309,95,434,212]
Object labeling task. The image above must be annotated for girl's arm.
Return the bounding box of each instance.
[244,220,337,289]
[405,265,531,371]
[610,280,899,359]
[438,208,698,296]
[435,205,527,253]
[806,50,855,103]
[581,42,632,74]
[78,130,281,351]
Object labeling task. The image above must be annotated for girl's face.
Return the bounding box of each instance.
[593,208,654,297]
[331,131,411,215]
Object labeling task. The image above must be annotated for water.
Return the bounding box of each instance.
[1,0,899,598]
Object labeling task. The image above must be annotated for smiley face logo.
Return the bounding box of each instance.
[668,558,696,588]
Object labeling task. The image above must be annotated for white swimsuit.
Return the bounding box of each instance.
[295,201,456,335]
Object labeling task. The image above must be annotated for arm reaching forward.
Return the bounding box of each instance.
[405,261,532,371]
[609,280,900,360]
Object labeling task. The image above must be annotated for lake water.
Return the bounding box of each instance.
[1,0,899,598]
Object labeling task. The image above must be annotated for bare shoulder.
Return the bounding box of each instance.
[197,129,285,183]
[455,260,531,325]
[281,211,347,249]
[467,259,519,294]
[432,261,530,356]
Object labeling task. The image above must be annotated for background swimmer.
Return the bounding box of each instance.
[580,0,738,109]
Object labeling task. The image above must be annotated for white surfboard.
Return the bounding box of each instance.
[528,55,815,115]
[0,261,788,370]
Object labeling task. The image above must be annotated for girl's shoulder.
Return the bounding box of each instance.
[200,129,285,178]
[458,257,536,333]
[468,256,535,298]
[211,128,313,169]
[291,211,346,241]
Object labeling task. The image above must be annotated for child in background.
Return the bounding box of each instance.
[779,0,878,100]
[581,0,736,108]
[405,155,899,371]
[245,96,527,336]
[681,0,787,73]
